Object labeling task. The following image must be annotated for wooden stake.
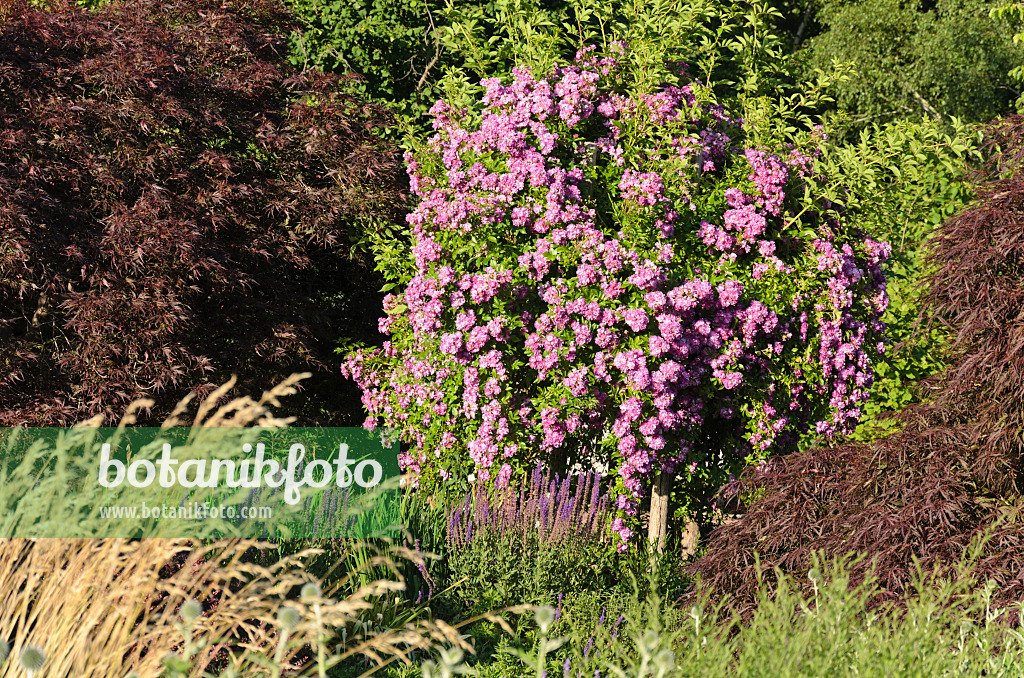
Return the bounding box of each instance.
[647,471,672,553]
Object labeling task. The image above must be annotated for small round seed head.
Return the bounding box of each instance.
[438,647,464,667]
[180,599,203,624]
[161,652,184,673]
[534,605,555,634]
[300,583,322,601]
[277,605,302,630]
[808,567,822,584]
[19,644,46,673]
[655,649,675,671]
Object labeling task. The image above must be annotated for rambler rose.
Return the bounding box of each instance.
[344,42,889,548]
[97,442,384,505]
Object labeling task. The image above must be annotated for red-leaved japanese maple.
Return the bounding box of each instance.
[0,0,404,424]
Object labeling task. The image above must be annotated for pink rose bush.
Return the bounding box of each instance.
[343,44,890,547]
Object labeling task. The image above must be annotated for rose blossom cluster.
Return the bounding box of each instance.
[342,44,889,549]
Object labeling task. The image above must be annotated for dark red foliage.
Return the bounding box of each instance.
[0,0,404,424]
[688,115,1024,614]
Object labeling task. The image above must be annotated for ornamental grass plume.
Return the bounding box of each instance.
[0,375,468,678]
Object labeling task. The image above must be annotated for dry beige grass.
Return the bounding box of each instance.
[0,375,472,678]
[0,537,472,678]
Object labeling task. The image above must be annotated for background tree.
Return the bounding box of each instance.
[0,0,404,425]
[22,0,1001,550]
[802,0,1019,131]
[992,1,1024,112]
